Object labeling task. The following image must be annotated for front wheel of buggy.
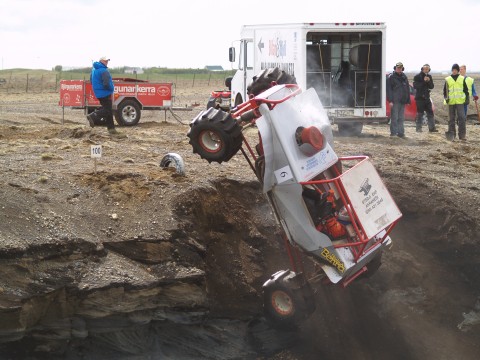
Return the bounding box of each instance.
[263,284,300,328]
[187,108,242,163]
[263,284,305,329]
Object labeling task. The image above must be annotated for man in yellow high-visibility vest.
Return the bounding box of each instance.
[443,63,469,141]
[460,65,478,117]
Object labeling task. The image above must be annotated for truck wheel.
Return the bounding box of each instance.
[247,67,297,97]
[337,122,363,136]
[115,100,141,126]
[187,108,243,163]
[159,153,185,176]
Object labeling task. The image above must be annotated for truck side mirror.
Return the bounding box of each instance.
[229,47,236,62]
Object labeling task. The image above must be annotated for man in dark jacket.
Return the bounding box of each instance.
[87,57,125,137]
[387,62,411,138]
[413,64,437,133]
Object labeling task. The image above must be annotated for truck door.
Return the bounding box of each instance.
[230,39,254,107]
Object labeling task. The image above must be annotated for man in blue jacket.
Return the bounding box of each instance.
[87,57,125,137]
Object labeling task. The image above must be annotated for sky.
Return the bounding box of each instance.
[1,0,480,73]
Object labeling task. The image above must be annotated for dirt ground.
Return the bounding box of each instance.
[0,77,480,359]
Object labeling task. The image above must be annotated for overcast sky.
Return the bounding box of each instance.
[1,0,479,73]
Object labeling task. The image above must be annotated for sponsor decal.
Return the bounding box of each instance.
[359,178,372,196]
[269,37,287,58]
[321,248,345,273]
[157,85,171,96]
[114,85,157,94]
[61,83,82,91]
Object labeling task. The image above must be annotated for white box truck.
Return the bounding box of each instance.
[228,22,387,136]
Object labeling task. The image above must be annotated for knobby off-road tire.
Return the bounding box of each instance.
[247,67,297,97]
[115,100,141,126]
[187,107,243,163]
[264,284,298,326]
[263,270,315,328]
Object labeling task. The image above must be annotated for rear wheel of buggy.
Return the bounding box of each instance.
[247,67,297,96]
[187,108,243,163]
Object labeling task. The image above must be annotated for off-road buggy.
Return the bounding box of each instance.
[187,68,402,326]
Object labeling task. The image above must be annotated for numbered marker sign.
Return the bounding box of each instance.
[91,145,102,158]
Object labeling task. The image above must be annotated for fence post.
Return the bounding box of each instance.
[208,73,211,86]
[26,74,29,93]
[192,73,195,87]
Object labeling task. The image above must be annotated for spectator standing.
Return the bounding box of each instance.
[459,64,478,117]
[387,62,411,138]
[443,63,469,141]
[413,64,438,133]
[87,57,126,138]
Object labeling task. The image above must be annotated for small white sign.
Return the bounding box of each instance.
[91,145,102,158]
[274,165,293,184]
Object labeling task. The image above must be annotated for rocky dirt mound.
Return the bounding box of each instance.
[0,91,479,359]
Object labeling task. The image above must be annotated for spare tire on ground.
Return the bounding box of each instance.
[159,153,185,176]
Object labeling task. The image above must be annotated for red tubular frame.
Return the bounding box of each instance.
[232,84,301,119]
[235,84,301,175]
[233,86,399,278]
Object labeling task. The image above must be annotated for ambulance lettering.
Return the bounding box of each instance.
[268,37,287,58]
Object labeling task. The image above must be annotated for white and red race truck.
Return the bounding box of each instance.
[228,22,388,136]
[59,78,173,126]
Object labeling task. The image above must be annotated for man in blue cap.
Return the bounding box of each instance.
[87,57,126,138]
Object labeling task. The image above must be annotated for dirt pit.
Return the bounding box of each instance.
[0,88,479,359]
